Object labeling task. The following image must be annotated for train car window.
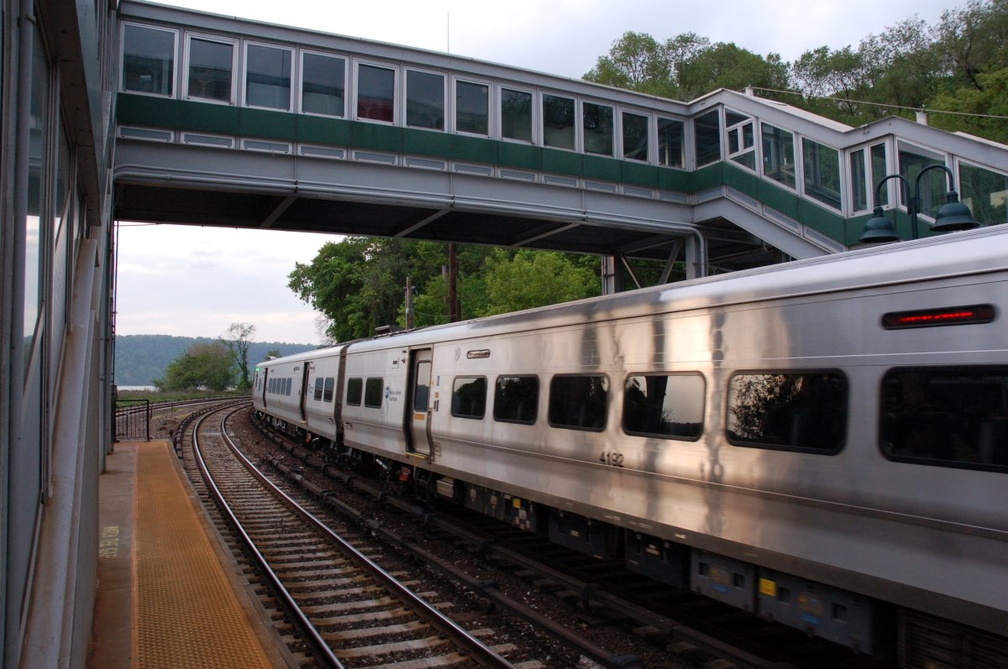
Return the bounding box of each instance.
[313,377,324,401]
[548,375,608,431]
[301,52,345,117]
[494,375,539,425]
[726,371,847,453]
[346,377,363,406]
[881,367,1008,473]
[122,23,176,96]
[323,377,334,403]
[623,373,705,440]
[245,43,291,110]
[365,377,384,408]
[285,377,292,396]
[451,376,487,419]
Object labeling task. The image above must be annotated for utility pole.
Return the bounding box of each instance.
[448,243,460,322]
[405,276,414,330]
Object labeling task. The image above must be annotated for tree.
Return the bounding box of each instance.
[153,341,235,391]
[475,249,599,316]
[584,31,675,97]
[224,322,255,390]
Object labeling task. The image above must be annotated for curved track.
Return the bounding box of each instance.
[190,405,522,668]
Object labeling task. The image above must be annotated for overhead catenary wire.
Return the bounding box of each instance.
[747,86,1008,121]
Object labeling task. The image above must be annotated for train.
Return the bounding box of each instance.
[253,224,1008,664]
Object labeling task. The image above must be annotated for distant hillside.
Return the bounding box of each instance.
[114,334,318,386]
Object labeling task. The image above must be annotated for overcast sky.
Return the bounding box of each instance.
[115,0,960,345]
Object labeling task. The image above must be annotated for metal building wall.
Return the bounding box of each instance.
[1,0,116,666]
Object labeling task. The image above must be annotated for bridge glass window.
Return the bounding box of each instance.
[122,23,175,96]
[357,63,395,122]
[543,94,575,150]
[494,375,539,425]
[301,52,345,117]
[658,117,684,168]
[549,375,609,431]
[323,377,335,402]
[451,376,487,419]
[871,144,889,207]
[694,110,721,167]
[898,141,946,219]
[346,377,363,405]
[456,80,488,135]
[802,139,842,210]
[881,367,1008,473]
[726,371,847,453]
[365,377,384,408]
[406,69,444,130]
[726,110,755,171]
[313,377,324,401]
[583,102,613,156]
[960,162,1007,226]
[245,43,291,110]
[622,112,649,162]
[850,148,868,211]
[187,36,234,103]
[623,374,705,440]
[761,123,795,189]
[501,88,532,143]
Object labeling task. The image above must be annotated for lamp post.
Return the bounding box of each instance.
[859,163,979,244]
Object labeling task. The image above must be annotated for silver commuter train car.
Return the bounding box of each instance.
[253,225,1008,659]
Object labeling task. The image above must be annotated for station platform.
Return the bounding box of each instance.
[89,439,297,668]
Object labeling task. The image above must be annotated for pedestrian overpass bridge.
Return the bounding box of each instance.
[114,1,1008,286]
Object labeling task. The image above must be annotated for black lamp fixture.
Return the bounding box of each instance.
[859,164,979,244]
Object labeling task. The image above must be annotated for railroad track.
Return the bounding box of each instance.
[186,405,533,668]
[247,412,897,669]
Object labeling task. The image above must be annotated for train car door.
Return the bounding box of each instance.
[406,349,433,456]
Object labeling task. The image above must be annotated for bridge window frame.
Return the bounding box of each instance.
[184,33,237,105]
[499,86,535,145]
[761,122,796,189]
[405,68,445,131]
[121,22,177,98]
[658,116,685,168]
[621,110,650,162]
[300,50,347,118]
[243,41,292,112]
[725,109,756,172]
[694,109,722,168]
[582,99,614,157]
[355,60,397,124]
[454,77,490,137]
[848,142,888,213]
[801,137,843,211]
[542,92,576,151]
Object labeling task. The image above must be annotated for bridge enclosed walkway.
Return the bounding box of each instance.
[89,440,295,668]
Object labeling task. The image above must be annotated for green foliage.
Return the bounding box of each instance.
[472,249,600,317]
[288,239,602,340]
[583,1,1008,143]
[224,322,255,390]
[153,340,236,391]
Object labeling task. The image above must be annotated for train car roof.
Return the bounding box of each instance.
[271,226,1008,359]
